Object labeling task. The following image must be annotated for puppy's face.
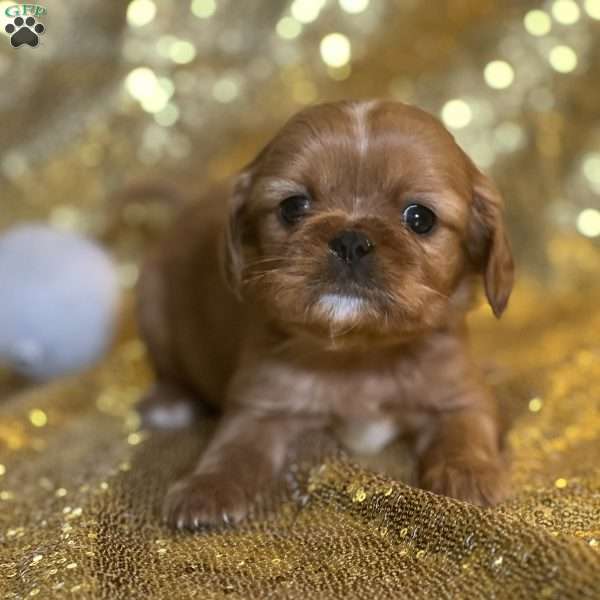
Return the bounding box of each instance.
[225,101,514,343]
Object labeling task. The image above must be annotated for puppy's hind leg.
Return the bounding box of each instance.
[138,382,198,430]
[136,254,197,430]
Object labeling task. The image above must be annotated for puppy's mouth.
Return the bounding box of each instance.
[310,276,388,327]
[311,254,385,325]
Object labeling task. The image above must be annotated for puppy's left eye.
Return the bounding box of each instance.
[403,203,436,234]
[279,195,311,225]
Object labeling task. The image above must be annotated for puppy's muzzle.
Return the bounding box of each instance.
[328,229,375,267]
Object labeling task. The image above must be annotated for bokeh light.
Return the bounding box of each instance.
[125,67,158,100]
[276,17,303,40]
[327,64,352,81]
[125,68,173,113]
[291,0,326,24]
[551,0,580,25]
[528,397,543,412]
[576,209,600,237]
[582,153,600,193]
[483,60,514,89]
[494,122,525,152]
[523,9,552,36]
[441,99,472,129]
[585,0,600,19]
[339,0,370,14]
[154,103,179,127]
[212,77,239,103]
[548,45,578,73]
[126,0,156,27]
[168,40,196,64]
[190,0,216,19]
[29,409,48,428]
[320,33,352,68]
[156,35,177,58]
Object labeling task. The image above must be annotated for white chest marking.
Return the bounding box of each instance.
[336,418,399,456]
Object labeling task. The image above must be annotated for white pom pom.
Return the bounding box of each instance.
[0,224,121,380]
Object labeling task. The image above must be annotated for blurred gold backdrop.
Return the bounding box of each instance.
[0,1,599,598]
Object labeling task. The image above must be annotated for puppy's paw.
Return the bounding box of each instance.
[419,456,507,507]
[163,473,250,530]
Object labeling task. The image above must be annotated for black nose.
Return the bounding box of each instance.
[328,230,375,265]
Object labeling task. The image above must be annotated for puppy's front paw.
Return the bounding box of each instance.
[163,472,250,530]
[419,456,506,507]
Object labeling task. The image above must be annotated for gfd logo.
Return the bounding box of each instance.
[4,4,47,48]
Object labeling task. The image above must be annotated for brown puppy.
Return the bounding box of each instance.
[137,100,514,530]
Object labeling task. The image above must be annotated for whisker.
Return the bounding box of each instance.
[241,273,271,286]
[416,283,449,301]
[242,257,288,268]
[329,319,361,339]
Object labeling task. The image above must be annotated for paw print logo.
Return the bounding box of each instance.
[5,16,45,48]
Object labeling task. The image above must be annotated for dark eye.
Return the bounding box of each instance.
[403,203,436,234]
[279,195,311,225]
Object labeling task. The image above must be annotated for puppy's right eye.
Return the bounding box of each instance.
[403,203,436,235]
[279,195,311,225]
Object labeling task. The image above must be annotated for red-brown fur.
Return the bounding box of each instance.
[137,100,514,529]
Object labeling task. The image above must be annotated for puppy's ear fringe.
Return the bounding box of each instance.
[467,164,515,319]
[223,141,275,296]
[222,167,254,299]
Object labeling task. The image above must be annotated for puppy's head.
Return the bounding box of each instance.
[224,100,513,343]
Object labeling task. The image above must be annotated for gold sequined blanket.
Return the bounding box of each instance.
[1,280,599,599]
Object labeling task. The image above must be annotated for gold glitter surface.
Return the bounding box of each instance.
[1,0,600,597]
[0,280,599,599]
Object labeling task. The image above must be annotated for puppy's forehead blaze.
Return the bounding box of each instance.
[254,101,473,224]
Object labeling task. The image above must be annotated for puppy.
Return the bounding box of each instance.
[137,100,514,529]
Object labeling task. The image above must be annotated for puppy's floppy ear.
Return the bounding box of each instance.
[467,166,515,318]
[223,166,255,297]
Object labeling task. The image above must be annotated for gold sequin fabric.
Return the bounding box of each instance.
[1,280,599,599]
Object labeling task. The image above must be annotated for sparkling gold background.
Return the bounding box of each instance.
[0,0,599,598]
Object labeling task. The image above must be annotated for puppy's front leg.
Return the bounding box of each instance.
[163,411,315,529]
[417,397,506,507]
